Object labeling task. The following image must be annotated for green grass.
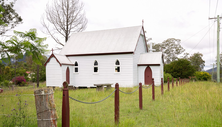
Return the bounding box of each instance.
[0,82,222,127]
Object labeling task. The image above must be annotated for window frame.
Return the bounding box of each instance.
[115,59,120,73]
[73,61,79,73]
[93,60,99,73]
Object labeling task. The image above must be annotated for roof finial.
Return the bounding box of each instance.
[52,48,54,54]
[142,19,144,26]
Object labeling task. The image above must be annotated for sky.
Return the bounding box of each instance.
[3,0,222,70]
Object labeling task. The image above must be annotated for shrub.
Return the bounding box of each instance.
[164,72,172,83]
[0,80,11,87]
[194,71,211,81]
[12,76,27,86]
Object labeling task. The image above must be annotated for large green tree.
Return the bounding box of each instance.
[0,0,22,35]
[0,29,48,87]
[189,52,205,71]
[153,38,185,64]
[164,59,195,78]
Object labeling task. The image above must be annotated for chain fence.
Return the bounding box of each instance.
[119,85,140,94]
[142,84,153,89]
[69,89,116,104]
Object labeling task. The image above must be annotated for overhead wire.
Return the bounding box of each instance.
[182,25,210,44]
[214,0,219,16]
[187,21,216,55]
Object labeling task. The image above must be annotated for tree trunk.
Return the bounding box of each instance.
[37,65,39,88]
[14,61,17,85]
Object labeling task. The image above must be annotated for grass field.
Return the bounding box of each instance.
[0,81,221,127]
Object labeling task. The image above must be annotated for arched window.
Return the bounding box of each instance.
[74,61,78,73]
[115,60,120,72]
[94,60,98,72]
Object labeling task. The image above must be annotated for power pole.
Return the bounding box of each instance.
[209,15,222,83]
[211,63,214,81]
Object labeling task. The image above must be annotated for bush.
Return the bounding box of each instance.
[12,76,27,86]
[164,72,172,83]
[194,71,211,81]
[0,80,12,87]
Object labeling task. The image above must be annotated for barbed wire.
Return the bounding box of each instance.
[119,85,140,94]
[142,84,153,89]
[69,89,116,104]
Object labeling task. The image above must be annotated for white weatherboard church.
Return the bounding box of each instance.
[44,26,164,87]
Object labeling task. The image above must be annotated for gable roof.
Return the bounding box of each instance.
[44,53,73,66]
[59,26,147,56]
[138,52,163,66]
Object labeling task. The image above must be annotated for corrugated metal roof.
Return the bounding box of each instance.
[60,26,143,55]
[138,52,163,65]
[54,54,73,65]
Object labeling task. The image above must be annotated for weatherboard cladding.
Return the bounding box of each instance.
[59,26,143,55]
[138,52,163,65]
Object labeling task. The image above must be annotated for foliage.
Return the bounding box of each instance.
[164,72,172,83]
[42,0,88,47]
[0,0,22,35]
[25,55,47,82]
[165,58,196,78]
[189,52,205,71]
[153,38,185,64]
[0,29,48,65]
[0,79,11,87]
[1,94,34,126]
[194,71,211,81]
[0,4,6,25]
[12,76,26,86]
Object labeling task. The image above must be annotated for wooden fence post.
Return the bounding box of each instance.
[152,78,155,101]
[139,83,142,110]
[62,81,70,127]
[161,78,163,95]
[34,88,57,127]
[115,83,119,125]
[168,77,170,91]
[172,77,174,88]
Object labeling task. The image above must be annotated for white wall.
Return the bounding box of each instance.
[150,66,161,86]
[68,54,134,87]
[133,33,147,86]
[46,57,62,87]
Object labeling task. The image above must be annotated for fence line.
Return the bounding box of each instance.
[119,85,140,94]
[142,84,153,89]
[69,89,116,104]
[61,78,191,126]
[0,94,34,97]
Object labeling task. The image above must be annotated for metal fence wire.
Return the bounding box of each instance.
[69,89,116,104]
[119,85,140,94]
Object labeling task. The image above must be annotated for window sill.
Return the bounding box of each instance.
[93,72,99,75]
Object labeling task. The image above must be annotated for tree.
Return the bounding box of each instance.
[0,0,22,35]
[0,29,48,87]
[0,5,5,25]
[164,59,195,78]
[189,52,205,71]
[42,0,88,47]
[153,38,185,64]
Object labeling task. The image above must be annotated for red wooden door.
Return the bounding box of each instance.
[66,67,70,84]
[144,66,152,85]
